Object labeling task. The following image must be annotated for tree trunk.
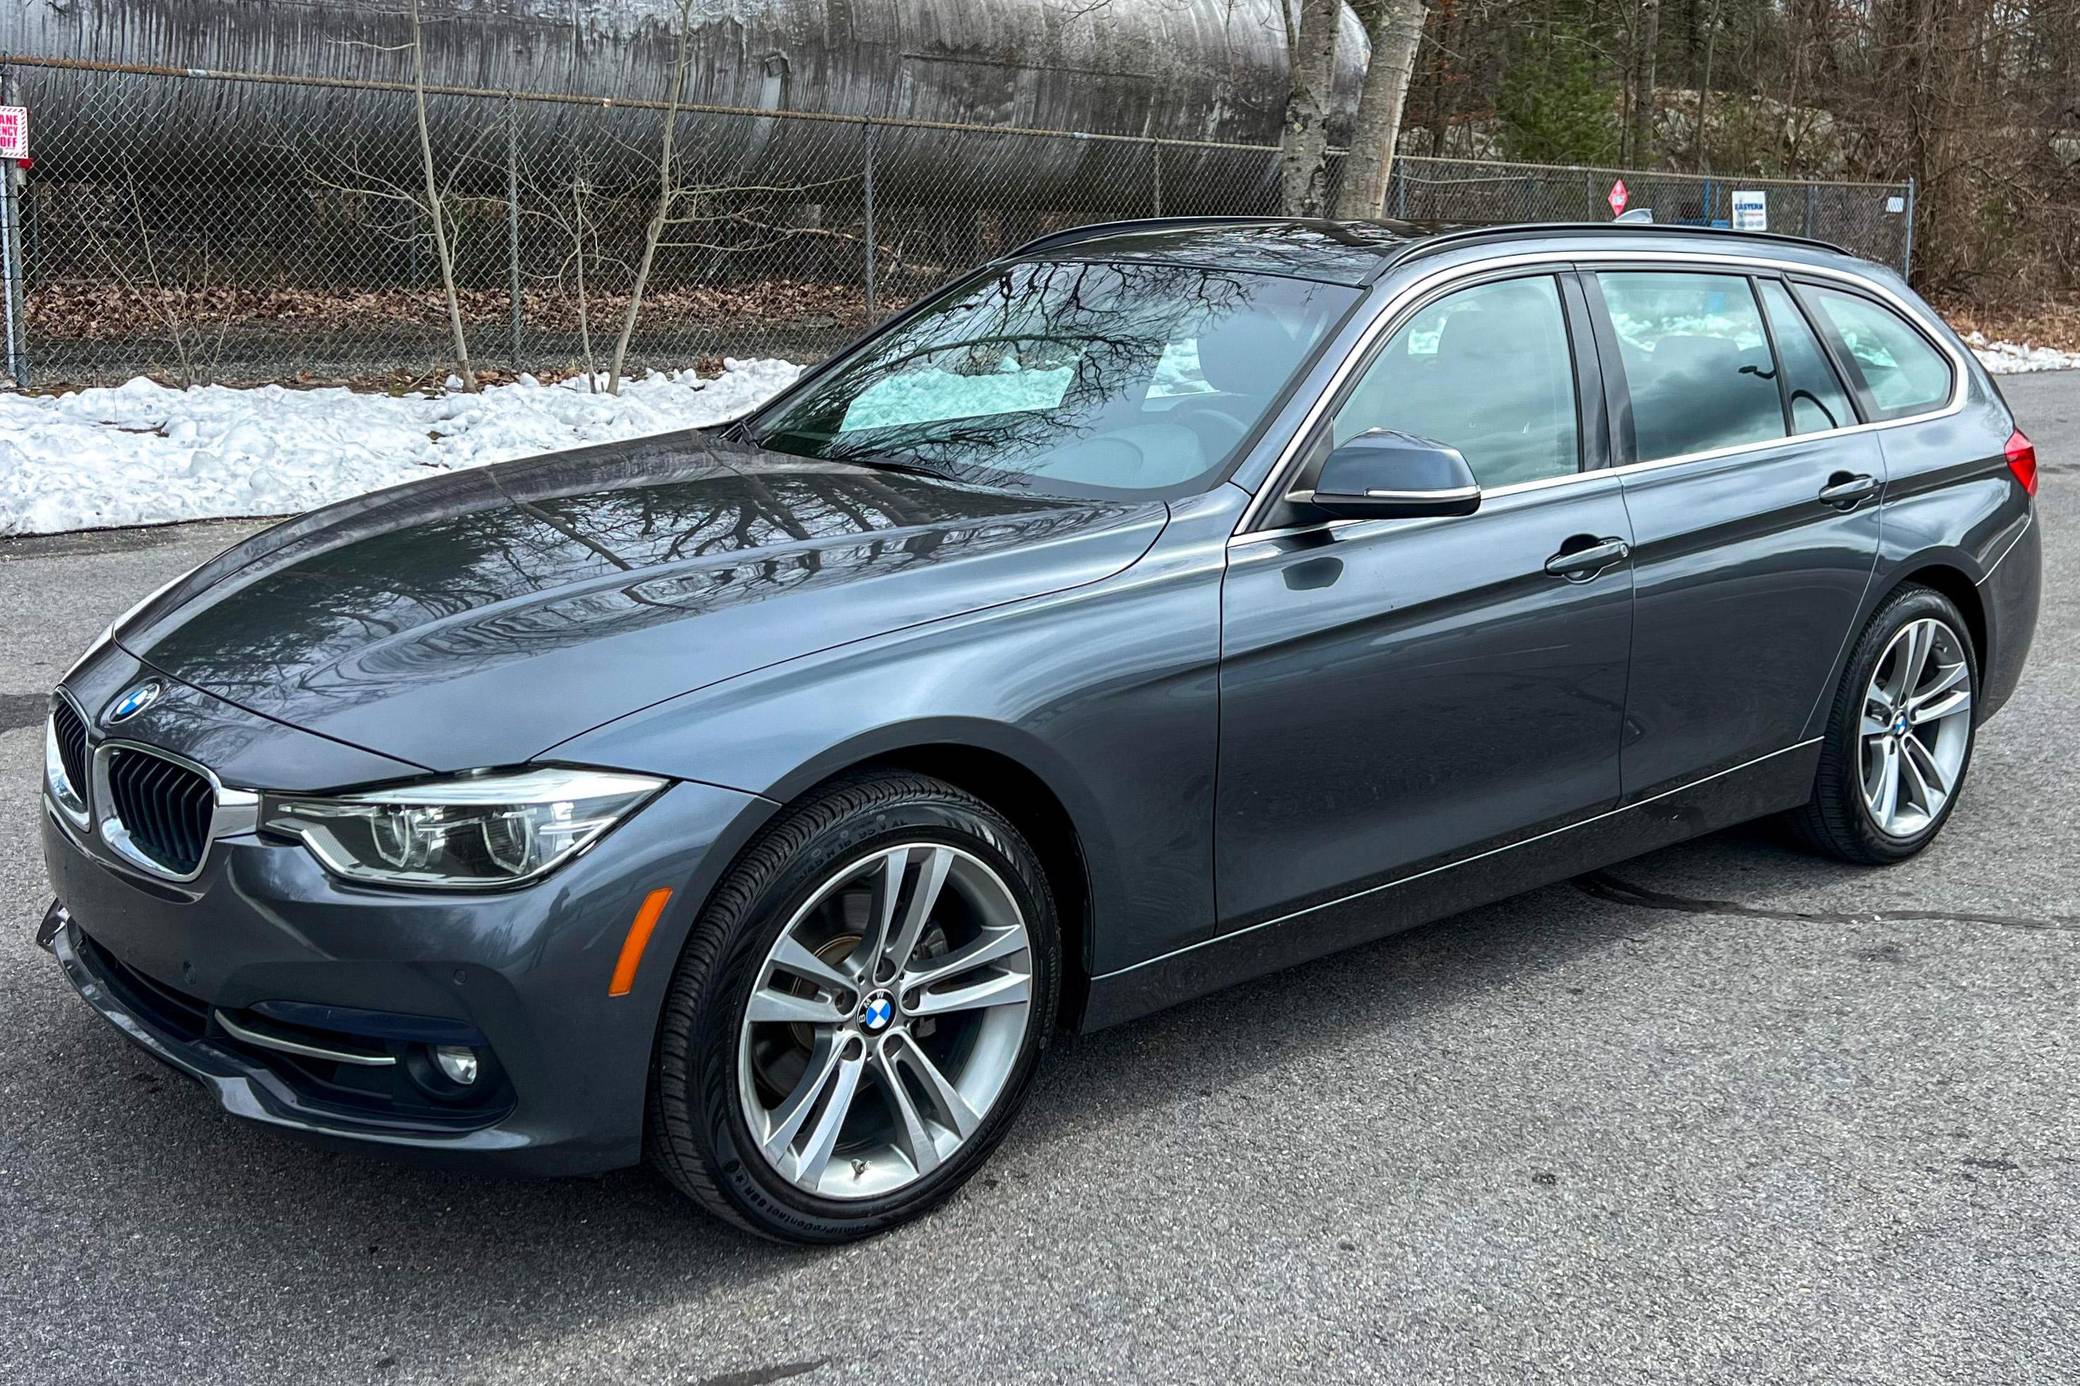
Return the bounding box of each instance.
[1695,1,1715,173]
[1335,0,1428,219]
[1628,0,1663,168]
[409,0,474,391]
[1422,0,1454,157]
[1279,0,1343,217]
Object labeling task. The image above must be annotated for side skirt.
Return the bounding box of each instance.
[1080,740,1822,1032]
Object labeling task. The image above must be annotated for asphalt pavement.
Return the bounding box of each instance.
[1,373,2074,1385]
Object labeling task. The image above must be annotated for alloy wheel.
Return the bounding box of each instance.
[1860,616,1972,838]
[736,843,1034,1200]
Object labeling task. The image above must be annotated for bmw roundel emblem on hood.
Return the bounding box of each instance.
[106,680,163,724]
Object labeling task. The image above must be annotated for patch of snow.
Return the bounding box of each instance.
[0,359,801,537]
[1966,332,2080,375]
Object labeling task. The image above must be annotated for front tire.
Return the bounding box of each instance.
[647,772,1059,1243]
[1789,584,1979,864]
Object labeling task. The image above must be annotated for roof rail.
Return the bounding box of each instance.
[1001,216,1271,260]
[1381,220,1854,274]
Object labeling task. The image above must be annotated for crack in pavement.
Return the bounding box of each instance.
[690,1361,828,1386]
[1574,871,2080,935]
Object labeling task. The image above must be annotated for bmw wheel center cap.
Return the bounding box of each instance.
[861,992,895,1033]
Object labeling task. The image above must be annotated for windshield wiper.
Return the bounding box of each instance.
[753,425,1025,491]
[840,454,989,485]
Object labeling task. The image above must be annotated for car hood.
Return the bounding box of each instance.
[117,431,1163,774]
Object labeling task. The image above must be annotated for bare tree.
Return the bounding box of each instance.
[1336,0,1430,218]
[570,176,600,388]
[1280,0,1346,216]
[407,0,476,389]
[1623,0,1662,166]
[606,0,700,396]
[512,144,621,390]
[84,173,235,387]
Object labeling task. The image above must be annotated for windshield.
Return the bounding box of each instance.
[750,259,1359,498]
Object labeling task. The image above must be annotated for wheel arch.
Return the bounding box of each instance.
[852,743,1096,1033]
[1890,560,1989,679]
[688,721,1105,1036]
[1804,555,1991,746]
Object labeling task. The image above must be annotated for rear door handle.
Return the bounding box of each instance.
[1818,472,1878,508]
[1544,536,1631,580]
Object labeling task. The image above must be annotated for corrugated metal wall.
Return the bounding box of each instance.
[1,0,1367,194]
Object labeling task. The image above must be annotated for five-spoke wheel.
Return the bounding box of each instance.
[738,843,1034,1199]
[1793,585,1978,863]
[648,773,1057,1243]
[1859,617,1973,837]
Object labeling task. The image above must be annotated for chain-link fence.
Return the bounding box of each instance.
[0,59,1914,392]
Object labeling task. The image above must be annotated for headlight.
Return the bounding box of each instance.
[261,766,665,889]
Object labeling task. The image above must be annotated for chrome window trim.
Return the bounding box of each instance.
[1233,248,1970,541]
[1352,486,1481,503]
[88,737,260,885]
[1092,738,1823,982]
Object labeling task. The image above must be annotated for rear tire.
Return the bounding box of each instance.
[1788,584,1978,864]
[646,772,1058,1243]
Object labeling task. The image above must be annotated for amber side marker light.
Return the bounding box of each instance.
[609,888,675,997]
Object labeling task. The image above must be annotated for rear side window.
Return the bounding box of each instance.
[1598,271,1785,462]
[1333,274,1580,490]
[1801,285,1954,419]
[1757,280,1857,434]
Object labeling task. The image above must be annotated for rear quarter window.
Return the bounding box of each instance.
[1800,285,1954,419]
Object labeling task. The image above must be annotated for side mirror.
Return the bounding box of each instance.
[1305,430,1482,520]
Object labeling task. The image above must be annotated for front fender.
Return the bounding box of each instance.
[545,500,1234,977]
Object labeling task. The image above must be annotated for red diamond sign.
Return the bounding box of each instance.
[1607,180,1629,217]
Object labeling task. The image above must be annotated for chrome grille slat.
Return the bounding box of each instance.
[106,745,215,877]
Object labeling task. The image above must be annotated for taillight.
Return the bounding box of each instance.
[2005,430,2038,497]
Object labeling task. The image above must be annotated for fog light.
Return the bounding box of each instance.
[433,1044,479,1086]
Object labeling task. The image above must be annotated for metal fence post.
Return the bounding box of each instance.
[0,65,27,390]
[1150,137,1163,217]
[1392,159,1407,219]
[505,97,522,372]
[1803,183,1818,238]
[862,120,878,322]
[1901,178,1917,280]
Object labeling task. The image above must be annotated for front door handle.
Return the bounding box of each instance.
[1544,536,1631,580]
[1818,472,1879,508]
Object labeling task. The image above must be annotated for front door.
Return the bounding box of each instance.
[1215,271,1635,928]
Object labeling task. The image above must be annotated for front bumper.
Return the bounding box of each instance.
[41,774,768,1176]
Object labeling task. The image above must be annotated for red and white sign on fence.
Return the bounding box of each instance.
[0,107,26,161]
[1606,179,1629,217]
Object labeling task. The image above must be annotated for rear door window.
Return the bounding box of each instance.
[1800,285,1954,419]
[1757,279,1858,434]
[1597,271,1786,462]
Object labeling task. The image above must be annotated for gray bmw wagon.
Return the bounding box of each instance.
[41,219,2041,1242]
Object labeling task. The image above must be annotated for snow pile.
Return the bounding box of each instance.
[0,359,800,537]
[1966,333,2080,375]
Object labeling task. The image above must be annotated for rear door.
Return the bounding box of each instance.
[1585,266,1885,797]
[1215,269,1635,928]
